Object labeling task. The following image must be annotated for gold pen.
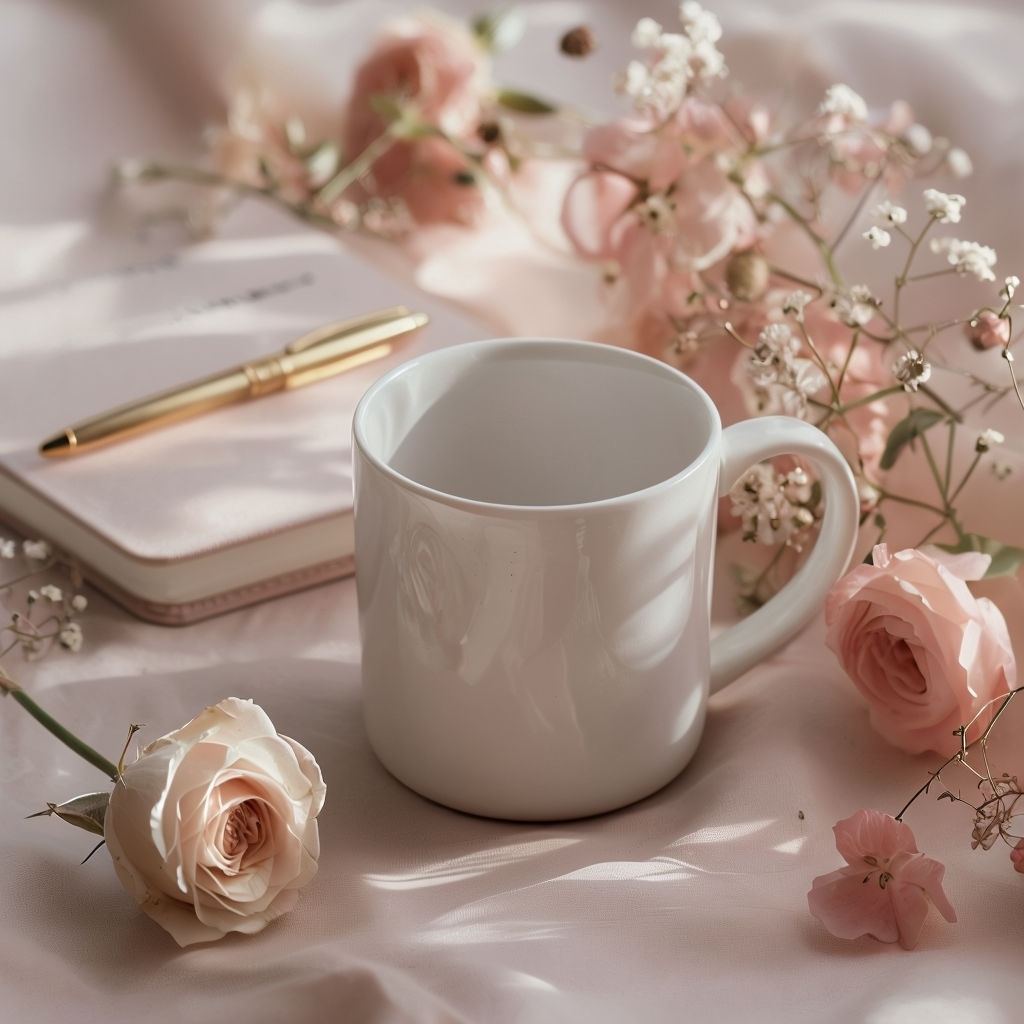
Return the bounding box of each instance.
[39,306,429,458]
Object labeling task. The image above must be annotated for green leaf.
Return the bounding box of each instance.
[936,534,1024,578]
[879,408,944,470]
[494,88,558,115]
[27,791,109,837]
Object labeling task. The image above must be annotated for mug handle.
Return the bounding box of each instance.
[709,415,859,693]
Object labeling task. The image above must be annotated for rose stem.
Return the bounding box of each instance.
[0,669,118,780]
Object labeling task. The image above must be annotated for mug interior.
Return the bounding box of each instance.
[354,339,718,508]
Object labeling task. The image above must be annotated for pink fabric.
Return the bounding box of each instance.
[3,1,1024,1022]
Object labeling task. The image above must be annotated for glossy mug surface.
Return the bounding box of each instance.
[352,338,858,820]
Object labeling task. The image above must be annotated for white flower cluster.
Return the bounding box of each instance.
[819,83,868,124]
[860,190,998,285]
[922,188,966,224]
[1,537,87,657]
[729,462,817,547]
[892,349,932,392]
[929,236,998,282]
[833,285,876,328]
[745,323,826,417]
[621,2,727,118]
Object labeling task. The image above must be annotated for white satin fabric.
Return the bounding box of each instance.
[3,1,1024,1022]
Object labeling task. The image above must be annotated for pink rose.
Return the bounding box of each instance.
[105,698,325,946]
[808,809,956,949]
[825,544,1016,755]
[341,12,491,224]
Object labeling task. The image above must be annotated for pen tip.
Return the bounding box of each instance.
[39,432,73,457]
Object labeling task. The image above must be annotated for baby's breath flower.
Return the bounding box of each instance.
[892,349,932,392]
[923,188,966,224]
[833,285,876,327]
[22,540,50,561]
[863,226,891,249]
[70,594,88,613]
[874,200,907,226]
[930,237,997,282]
[903,123,933,156]
[619,59,649,96]
[688,38,726,82]
[946,147,973,178]
[729,462,818,547]
[58,621,84,653]
[631,17,662,48]
[746,323,826,417]
[819,83,868,123]
[858,481,881,509]
[38,584,63,603]
[679,4,726,82]
[1002,275,1020,301]
[782,290,812,322]
[620,56,688,117]
[0,539,15,559]
[679,2,722,45]
[976,428,1005,453]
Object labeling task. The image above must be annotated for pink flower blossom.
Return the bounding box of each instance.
[561,96,760,326]
[825,544,1016,755]
[341,12,491,224]
[808,809,956,949]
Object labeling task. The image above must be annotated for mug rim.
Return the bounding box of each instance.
[352,336,723,516]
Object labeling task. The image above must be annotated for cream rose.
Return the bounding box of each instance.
[104,698,325,946]
[825,544,1016,755]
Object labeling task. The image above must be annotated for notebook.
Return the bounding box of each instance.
[0,230,488,624]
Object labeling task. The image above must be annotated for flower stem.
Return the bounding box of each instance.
[0,668,118,781]
[317,125,399,206]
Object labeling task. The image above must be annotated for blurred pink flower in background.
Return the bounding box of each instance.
[341,11,492,224]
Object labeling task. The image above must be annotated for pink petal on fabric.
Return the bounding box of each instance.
[807,869,899,944]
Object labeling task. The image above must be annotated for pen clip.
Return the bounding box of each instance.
[284,306,413,354]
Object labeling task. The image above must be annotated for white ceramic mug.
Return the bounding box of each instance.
[352,338,858,820]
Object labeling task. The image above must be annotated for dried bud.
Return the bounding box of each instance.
[965,309,1010,351]
[725,251,771,302]
[560,25,595,57]
[477,121,502,145]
